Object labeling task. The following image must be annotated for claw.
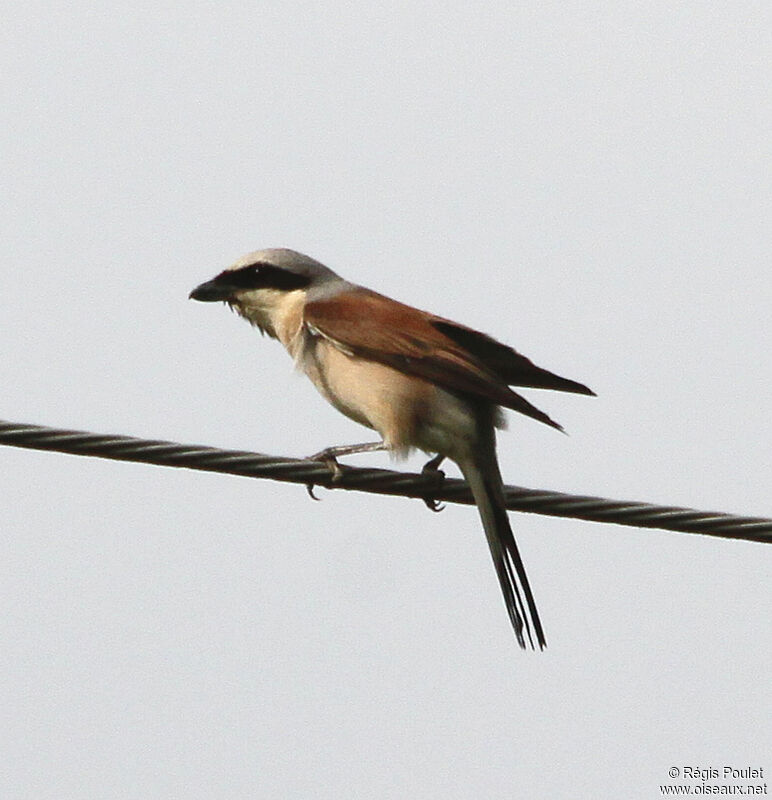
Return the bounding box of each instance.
[421,454,446,512]
[304,441,386,501]
[424,496,445,513]
[304,448,346,501]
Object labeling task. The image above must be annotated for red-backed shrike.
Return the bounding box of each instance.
[190,248,594,649]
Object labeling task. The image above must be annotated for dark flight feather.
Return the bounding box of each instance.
[430,320,595,396]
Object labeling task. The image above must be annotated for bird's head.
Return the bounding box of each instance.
[189,248,339,337]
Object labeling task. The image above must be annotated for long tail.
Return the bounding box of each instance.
[460,456,546,650]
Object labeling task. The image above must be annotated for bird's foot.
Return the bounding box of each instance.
[305,448,343,501]
[421,454,446,512]
[304,441,386,501]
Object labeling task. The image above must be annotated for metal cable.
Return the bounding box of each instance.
[1,419,769,543]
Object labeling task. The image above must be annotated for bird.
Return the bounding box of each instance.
[190,248,594,649]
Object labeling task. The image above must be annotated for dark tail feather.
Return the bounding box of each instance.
[502,387,565,432]
[461,457,546,650]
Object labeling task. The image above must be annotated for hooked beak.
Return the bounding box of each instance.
[189,278,235,302]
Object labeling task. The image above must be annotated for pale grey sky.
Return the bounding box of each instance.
[1,4,770,798]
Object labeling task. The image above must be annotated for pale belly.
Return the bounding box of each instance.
[298,337,481,461]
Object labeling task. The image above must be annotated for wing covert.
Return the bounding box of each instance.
[304,288,563,429]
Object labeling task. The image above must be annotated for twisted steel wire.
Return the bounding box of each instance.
[1,419,769,543]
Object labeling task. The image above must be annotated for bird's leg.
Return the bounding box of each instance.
[309,441,388,463]
[421,453,446,512]
[305,441,387,500]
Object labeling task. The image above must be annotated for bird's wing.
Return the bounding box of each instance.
[429,319,595,395]
[304,287,563,429]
